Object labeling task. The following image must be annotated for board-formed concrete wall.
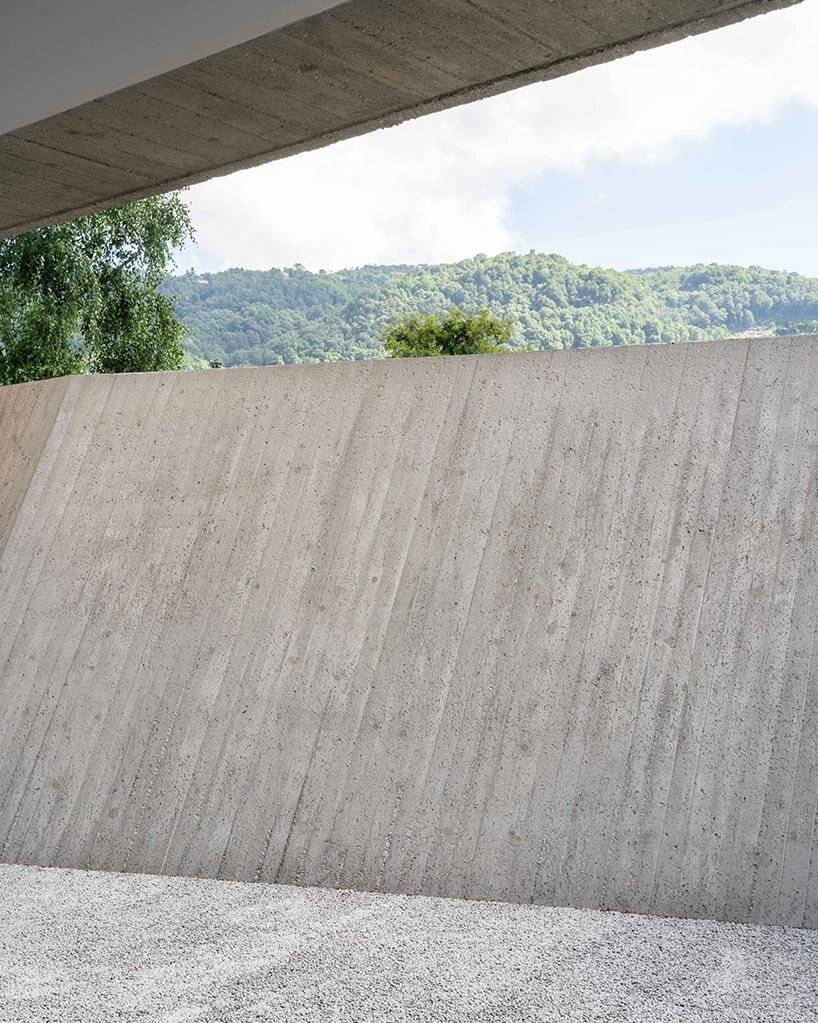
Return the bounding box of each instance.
[0,336,816,927]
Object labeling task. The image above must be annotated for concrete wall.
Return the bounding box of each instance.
[0,375,69,554]
[0,336,816,927]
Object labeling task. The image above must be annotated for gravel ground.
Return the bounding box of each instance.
[0,864,816,1022]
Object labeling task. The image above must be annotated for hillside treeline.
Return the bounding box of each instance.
[163,252,818,367]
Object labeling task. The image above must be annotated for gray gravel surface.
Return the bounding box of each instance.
[0,863,816,1022]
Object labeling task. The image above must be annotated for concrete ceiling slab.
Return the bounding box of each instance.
[0,1,346,135]
[0,0,804,238]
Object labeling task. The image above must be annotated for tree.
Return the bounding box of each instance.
[0,194,193,385]
[166,252,818,368]
[381,308,513,358]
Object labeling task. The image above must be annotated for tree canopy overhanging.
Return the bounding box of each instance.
[0,195,193,386]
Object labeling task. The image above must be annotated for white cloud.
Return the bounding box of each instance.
[182,0,818,272]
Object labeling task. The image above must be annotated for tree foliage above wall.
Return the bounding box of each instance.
[0,195,193,385]
[166,252,818,369]
[382,308,514,358]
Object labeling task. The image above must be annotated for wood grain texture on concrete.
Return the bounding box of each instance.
[0,0,804,237]
[0,376,68,558]
[0,336,816,927]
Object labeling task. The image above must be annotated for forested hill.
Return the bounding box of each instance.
[163,252,818,368]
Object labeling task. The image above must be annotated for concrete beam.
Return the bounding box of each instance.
[0,0,804,237]
[0,1,346,136]
[0,337,816,927]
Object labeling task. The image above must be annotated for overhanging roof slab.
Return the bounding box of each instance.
[0,0,804,238]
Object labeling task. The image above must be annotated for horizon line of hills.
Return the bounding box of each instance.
[162,251,818,369]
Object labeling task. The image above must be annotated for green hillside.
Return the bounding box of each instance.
[163,252,818,368]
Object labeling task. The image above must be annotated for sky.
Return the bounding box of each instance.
[178,0,818,277]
